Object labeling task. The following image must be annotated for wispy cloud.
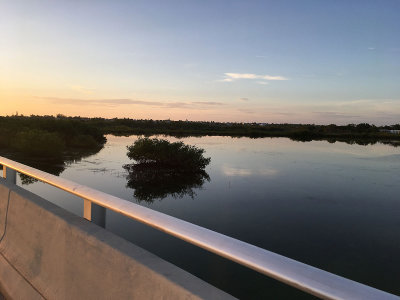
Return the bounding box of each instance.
[330,99,399,107]
[304,99,400,124]
[221,73,288,83]
[237,108,255,114]
[367,47,376,51]
[191,101,225,106]
[239,97,249,102]
[69,85,96,95]
[42,97,162,106]
[311,111,361,119]
[225,73,287,80]
[39,97,225,110]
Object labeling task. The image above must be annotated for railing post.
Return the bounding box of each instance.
[83,199,106,228]
[3,166,17,184]
[83,199,92,221]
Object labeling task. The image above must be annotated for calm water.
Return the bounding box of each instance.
[17,135,400,299]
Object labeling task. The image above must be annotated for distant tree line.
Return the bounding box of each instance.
[84,117,400,144]
[1,115,399,159]
[80,117,399,139]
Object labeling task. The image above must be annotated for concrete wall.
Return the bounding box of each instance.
[0,179,235,300]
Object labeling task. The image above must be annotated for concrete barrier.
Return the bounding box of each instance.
[0,179,235,300]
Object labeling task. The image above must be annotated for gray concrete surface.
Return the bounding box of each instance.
[0,179,235,300]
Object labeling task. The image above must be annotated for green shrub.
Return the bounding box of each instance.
[127,137,210,171]
[0,128,13,147]
[11,129,65,158]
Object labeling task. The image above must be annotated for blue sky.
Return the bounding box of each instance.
[1,0,399,124]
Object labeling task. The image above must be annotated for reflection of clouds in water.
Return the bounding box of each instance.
[259,169,278,176]
[358,154,400,162]
[238,149,285,156]
[223,167,252,176]
[222,166,278,177]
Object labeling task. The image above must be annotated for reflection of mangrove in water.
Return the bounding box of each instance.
[124,163,210,203]
[0,146,104,185]
[289,136,400,147]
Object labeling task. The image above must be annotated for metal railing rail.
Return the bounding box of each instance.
[0,156,398,300]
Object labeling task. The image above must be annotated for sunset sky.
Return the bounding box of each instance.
[1,0,399,124]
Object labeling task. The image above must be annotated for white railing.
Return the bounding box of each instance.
[0,156,398,300]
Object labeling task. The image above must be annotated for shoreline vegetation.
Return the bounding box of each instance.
[0,115,106,176]
[125,137,211,171]
[0,115,106,159]
[1,115,400,160]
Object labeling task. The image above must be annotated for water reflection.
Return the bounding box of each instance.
[0,146,104,185]
[290,136,400,147]
[10,135,400,298]
[124,164,210,203]
[222,166,278,177]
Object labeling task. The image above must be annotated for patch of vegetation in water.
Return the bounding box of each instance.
[124,138,211,202]
[126,137,211,171]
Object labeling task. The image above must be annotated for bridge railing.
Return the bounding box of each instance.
[0,156,398,300]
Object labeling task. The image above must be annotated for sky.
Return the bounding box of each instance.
[1,0,399,124]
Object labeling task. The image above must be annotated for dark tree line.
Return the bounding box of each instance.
[84,117,400,140]
[0,115,106,159]
[1,115,399,160]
